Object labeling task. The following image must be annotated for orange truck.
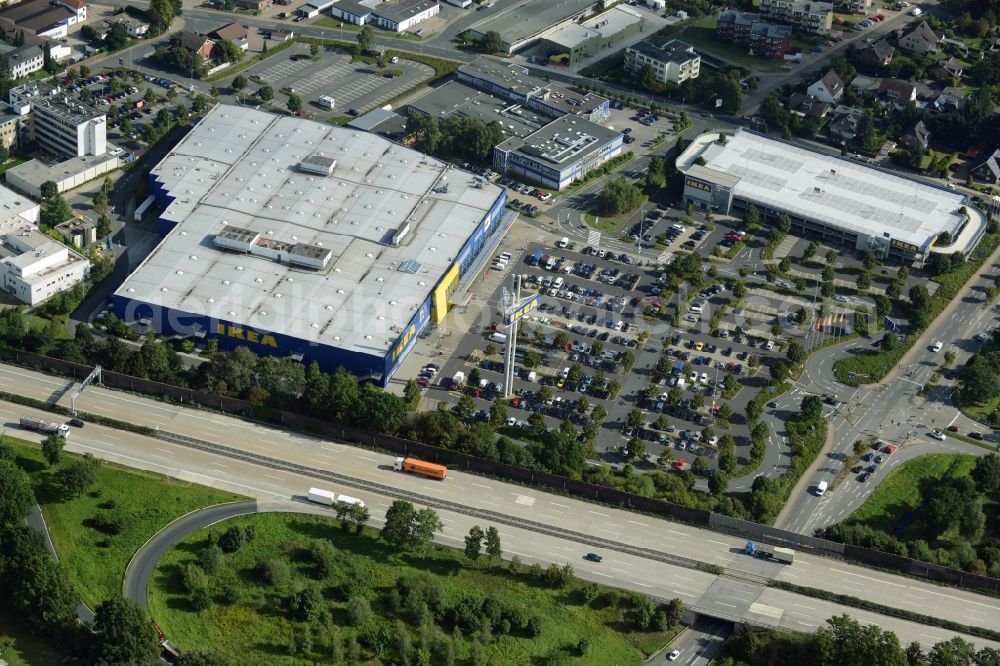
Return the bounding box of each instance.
[394,457,447,480]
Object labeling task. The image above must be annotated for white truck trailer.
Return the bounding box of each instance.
[20,415,70,438]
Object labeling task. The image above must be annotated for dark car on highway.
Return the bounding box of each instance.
[584,553,603,562]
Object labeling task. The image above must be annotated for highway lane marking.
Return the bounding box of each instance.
[146,453,169,460]
[631,581,654,588]
[591,572,613,578]
[830,569,906,588]
[592,527,619,536]
[920,633,945,641]
[908,586,1000,610]
[588,510,610,517]
[791,603,815,610]
[706,539,729,547]
[263,474,284,481]
[321,445,344,453]
[470,482,492,489]
[674,591,697,598]
[357,455,378,462]
[549,502,571,508]
[207,461,229,468]
[714,602,738,608]
[666,529,689,537]
[627,520,648,527]
[155,448,173,454]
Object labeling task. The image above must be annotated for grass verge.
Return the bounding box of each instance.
[673,15,786,72]
[0,606,65,665]
[584,211,634,234]
[843,454,975,535]
[4,436,245,609]
[147,512,679,665]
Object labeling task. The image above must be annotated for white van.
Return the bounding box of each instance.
[489,332,508,343]
[689,303,703,314]
[557,237,569,248]
[553,276,564,289]
[318,95,335,109]
[816,480,828,496]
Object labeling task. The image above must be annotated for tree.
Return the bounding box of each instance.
[231,75,247,92]
[41,192,72,227]
[92,597,161,666]
[489,402,507,428]
[776,213,792,234]
[971,454,1000,493]
[825,249,837,265]
[709,470,728,495]
[744,203,759,226]
[0,460,33,526]
[57,455,100,496]
[287,93,302,114]
[148,0,174,30]
[816,614,907,666]
[404,379,422,410]
[257,85,274,102]
[484,526,502,564]
[456,394,475,421]
[598,177,644,216]
[480,31,504,54]
[382,500,417,548]
[41,434,64,467]
[786,340,805,365]
[857,272,872,291]
[357,25,376,52]
[928,637,976,666]
[412,507,444,553]
[800,395,823,420]
[464,525,484,561]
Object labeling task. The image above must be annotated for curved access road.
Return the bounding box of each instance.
[123,501,259,609]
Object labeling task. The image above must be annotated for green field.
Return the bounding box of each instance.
[584,211,635,234]
[148,512,678,665]
[5,437,245,608]
[845,453,977,536]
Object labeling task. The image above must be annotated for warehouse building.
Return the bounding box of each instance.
[112,105,508,385]
[493,113,622,190]
[536,5,646,65]
[676,130,986,263]
[406,80,547,139]
[467,0,600,53]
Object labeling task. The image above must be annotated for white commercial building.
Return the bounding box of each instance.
[677,130,986,263]
[0,184,90,306]
[9,81,106,158]
[2,44,44,79]
[111,105,509,386]
[372,0,439,32]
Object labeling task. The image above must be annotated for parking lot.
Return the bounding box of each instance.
[241,44,434,115]
[413,212,796,473]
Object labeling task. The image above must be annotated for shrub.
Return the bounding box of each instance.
[198,544,224,574]
[258,558,291,586]
[221,582,242,605]
[217,525,254,553]
[190,586,212,611]
[346,595,372,626]
[93,510,127,535]
[287,583,323,622]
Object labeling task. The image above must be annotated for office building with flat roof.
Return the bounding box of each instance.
[537,5,645,65]
[112,105,509,385]
[9,80,106,158]
[493,113,623,190]
[458,58,610,123]
[676,130,986,263]
[0,182,90,305]
[406,80,547,139]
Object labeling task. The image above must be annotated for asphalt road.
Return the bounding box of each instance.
[25,503,96,625]
[662,618,731,666]
[777,242,1000,534]
[3,366,1000,649]
[122,501,258,609]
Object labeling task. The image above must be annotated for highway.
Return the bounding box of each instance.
[778,240,1000,535]
[2,363,1000,649]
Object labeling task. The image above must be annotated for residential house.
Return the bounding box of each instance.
[107,15,148,38]
[970,148,1000,184]
[933,56,963,79]
[788,93,830,118]
[827,105,866,144]
[875,78,916,108]
[900,120,930,151]
[898,21,941,54]
[929,87,965,113]
[180,31,214,59]
[860,39,894,65]
[758,0,833,33]
[807,69,844,103]
[624,39,701,84]
[0,0,85,40]
[210,22,249,51]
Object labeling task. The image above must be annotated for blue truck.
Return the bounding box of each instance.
[745,540,794,564]
[528,249,543,266]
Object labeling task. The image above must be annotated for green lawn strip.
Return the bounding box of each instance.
[584,211,632,234]
[673,16,785,72]
[4,437,246,609]
[0,158,27,175]
[844,454,973,535]
[148,512,677,665]
[834,230,1000,385]
[0,606,66,666]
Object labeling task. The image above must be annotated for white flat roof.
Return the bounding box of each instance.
[679,130,967,250]
[115,104,502,356]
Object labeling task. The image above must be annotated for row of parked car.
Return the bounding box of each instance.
[509,199,540,215]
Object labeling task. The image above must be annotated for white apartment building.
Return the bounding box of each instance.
[624,39,701,84]
[759,0,833,33]
[0,184,89,306]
